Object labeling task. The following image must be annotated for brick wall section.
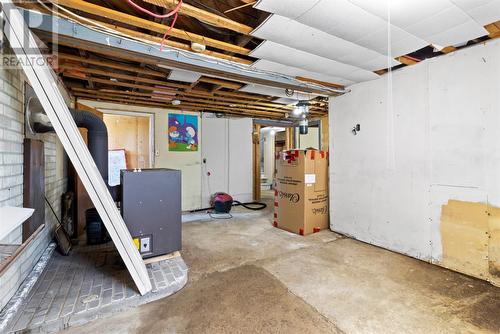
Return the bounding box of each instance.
[0,53,68,310]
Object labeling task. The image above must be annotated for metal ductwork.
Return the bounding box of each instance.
[27,95,118,200]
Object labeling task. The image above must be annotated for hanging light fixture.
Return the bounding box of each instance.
[299,113,309,135]
[294,100,310,117]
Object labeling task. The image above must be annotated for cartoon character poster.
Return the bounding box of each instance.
[168,113,198,151]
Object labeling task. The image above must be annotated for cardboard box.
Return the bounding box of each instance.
[274,149,329,236]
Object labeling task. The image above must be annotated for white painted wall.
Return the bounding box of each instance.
[78,101,203,211]
[155,110,202,211]
[201,114,253,207]
[78,101,253,211]
[329,39,500,263]
[296,127,320,149]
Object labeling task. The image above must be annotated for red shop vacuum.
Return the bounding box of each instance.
[211,192,234,214]
[191,192,267,218]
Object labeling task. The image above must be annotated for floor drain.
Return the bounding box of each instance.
[81,295,99,304]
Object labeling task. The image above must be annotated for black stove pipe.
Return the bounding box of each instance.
[34,108,119,200]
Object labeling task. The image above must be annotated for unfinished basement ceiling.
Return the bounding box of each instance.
[17,0,500,119]
[239,84,319,103]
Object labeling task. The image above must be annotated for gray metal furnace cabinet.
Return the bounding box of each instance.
[120,168,182,258]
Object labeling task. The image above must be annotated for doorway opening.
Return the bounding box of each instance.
[102,110,155,186]
[252,118,328,201]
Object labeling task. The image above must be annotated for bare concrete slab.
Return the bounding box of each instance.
[58,265,342,334]
[52,194,500,333]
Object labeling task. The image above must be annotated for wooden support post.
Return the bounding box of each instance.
[285,127,293,150]
[253,123,261,201]
[320,115,329,152]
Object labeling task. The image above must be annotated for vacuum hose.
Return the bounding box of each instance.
[190,200,267,213]
[232,201,267,211]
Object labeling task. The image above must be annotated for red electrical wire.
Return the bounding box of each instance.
[127,0,183,51]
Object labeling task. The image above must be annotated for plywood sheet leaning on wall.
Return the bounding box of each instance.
[440,200,489,280]
[488,205,500,286]
[1,1,152,295]
[440,200,500,286]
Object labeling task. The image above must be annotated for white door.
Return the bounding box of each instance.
[201,116,228,208]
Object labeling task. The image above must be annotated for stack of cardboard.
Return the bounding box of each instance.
[274,149,329,236]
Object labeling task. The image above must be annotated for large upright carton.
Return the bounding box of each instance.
[274,149,329,235]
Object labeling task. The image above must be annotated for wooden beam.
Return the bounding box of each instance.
[252,123,261,201]
[79,19,253,64]
[485,21,500,39]
[58,53,167,77]
[440,46,457,54]
[182,91,291,109]
[70,84,326,115]
[396,55,420,65]
[59,65,189,88]
[295,76,344,90]
[224,1,257,14]
[71,87,295,110]
[78,50,94,88]
[36,30,329,95]
[143,0,253,35]
[63,73,179,93]
[56,0,251,55]
[285,127,293,150]
[374,69,388,75]
[75,92,196,109]
[74,93,284,119]
[17,1,253,64]
[71,89,289,115]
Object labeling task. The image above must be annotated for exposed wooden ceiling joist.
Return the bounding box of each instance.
[55,13,253,64]
[485,21,500,39]
[69,87,326,116]
[73,93,287,119]
[35,30,330,96]
[142,0,253,35]
[63,73,179,93]
[56,0,251,55]
[70,87,300,111]
[58,53,168,77]
[59,65,188,88]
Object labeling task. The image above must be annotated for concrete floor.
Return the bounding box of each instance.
[60,194,500,334]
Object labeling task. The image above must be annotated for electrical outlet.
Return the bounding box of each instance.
[140,236,151,253]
